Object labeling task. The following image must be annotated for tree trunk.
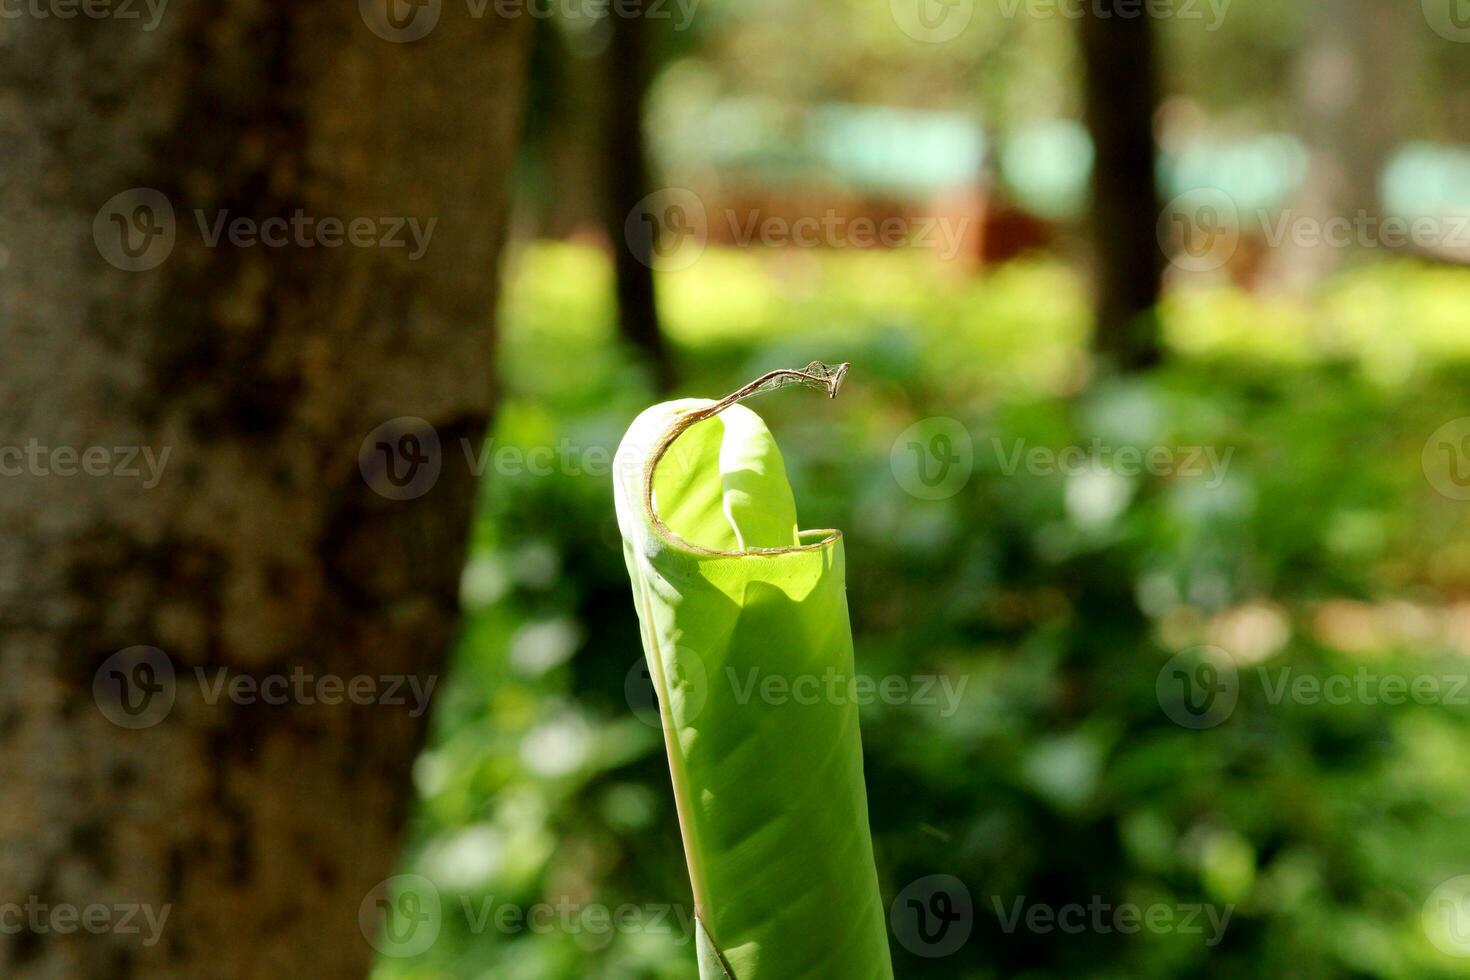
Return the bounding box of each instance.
[532,18,609,239]
[1271,0,1415,287]
[604,6,674,391]
[0,5,530,978]
[1078,4,1164,371]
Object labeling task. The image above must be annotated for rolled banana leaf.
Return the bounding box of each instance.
[613,362,893,979]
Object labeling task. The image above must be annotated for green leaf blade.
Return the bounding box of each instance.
[614,376,894,979]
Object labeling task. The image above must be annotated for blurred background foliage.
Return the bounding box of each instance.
[376,248,1470,979]
[377,0,1470,975]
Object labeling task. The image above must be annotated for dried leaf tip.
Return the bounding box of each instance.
[741,361,849,402]
[816,361,850,398]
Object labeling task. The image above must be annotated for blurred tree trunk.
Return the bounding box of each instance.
[604,8,675,391]
[1078,5,1164,371]
[536,21,610,238]
[0,6,529,979]
[1272,0,1416,286]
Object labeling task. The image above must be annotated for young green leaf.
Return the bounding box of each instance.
[614,362,894,979]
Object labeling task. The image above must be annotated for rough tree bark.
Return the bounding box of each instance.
[0,3,530,978]
[1078,4,1164,371]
